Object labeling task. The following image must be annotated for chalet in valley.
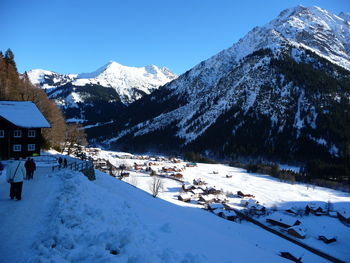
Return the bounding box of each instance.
[0,101,51,159]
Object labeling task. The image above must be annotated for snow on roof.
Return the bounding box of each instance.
[179,193,192,199]
[288,225,307,237]
[222,210,237,217]
[208,203,225,210]
[0,101,51,128]
[267,213,301,227]
[200,194,216,202]
[183,184,193,190]
[329,211,337,217]
[213,208,225,215]
[191,188,204,194]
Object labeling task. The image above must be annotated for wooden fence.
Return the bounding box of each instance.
[52,160,94,173]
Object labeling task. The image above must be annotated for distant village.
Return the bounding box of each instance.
[83,147,350,249]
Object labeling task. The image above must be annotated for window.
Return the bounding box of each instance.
[0,130,4,138]
[28,144,36,151]
[13,130,22,138]
[28,130,36,137]
[13,144,21,152]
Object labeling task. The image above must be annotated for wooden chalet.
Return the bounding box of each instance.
[337,211,350,226]
[287,225,306,239]
[182,184,195,192]
[237,190,255,198]
[205,186,222,195]
[305,205,327,216]
[172,173,183,179]
[266,215,302,229]
[193,178,206,185]
[0,101,51,159]
[178,193,192,202]
[285,208,299,216]
[318,235,337,244]
[198,194,216,204]
[221,210,238,221]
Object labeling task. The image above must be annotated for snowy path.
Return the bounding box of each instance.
[0,166,61,263]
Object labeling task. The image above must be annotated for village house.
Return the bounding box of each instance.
[287,225,307,239]
[198,194,216,204]
[337,211,350,226]
[266,214,302,229]
[0,101,50,159]
[178,193,193,202]
[207,203,225,211]
[182,184,195,192]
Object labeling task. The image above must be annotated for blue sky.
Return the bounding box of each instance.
[1,0,349,75]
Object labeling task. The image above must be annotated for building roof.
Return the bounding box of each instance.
[288,225,307,237]
[267,213,301,227]
[0,101,51,128]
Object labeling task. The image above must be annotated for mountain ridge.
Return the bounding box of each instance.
[104,5,350,162]
[27,61,177,104]
[26,61,177,127]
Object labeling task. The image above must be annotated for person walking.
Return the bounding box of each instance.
[29,158,36,180]
[24,158,31,180]
[63,158,68,168]
[6,158,26,201]
[58,157,63,169]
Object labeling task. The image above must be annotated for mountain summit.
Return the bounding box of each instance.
[106,6,350,162]
[74,61,177,103]
[26,62,177,127]
[28,61,177,104]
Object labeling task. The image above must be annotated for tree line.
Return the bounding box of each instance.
[0,48,86,152]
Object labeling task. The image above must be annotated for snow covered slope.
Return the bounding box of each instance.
[106,6,350,161]
[1,156,344,262]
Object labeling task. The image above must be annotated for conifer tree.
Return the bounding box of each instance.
[4,48,16,71]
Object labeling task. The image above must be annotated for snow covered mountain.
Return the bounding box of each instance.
[27,69,76,90]
[26,62,177,127]
[74,61,177,104]
[105,6,350,161]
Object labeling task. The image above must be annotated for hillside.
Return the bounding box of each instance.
[103,6,350,163]
[1,153,349,262]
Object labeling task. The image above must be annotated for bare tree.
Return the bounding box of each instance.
[149,177,163,198]
[62,123,87,155]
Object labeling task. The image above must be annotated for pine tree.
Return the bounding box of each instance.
[4,48,17,71]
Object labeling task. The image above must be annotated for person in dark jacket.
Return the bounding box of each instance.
[63,158,68,168]
[29,158,36,180]
[24,158,31,180]
[58,157,63,168]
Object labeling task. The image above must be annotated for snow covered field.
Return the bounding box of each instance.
[0,150,349,262]
[92,149,350,261]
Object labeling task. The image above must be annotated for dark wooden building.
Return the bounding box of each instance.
[0,101,51,160]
